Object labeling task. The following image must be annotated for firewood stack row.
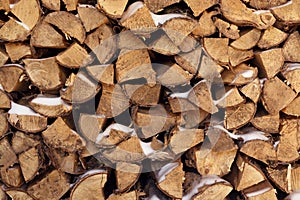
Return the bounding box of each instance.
[0,0,300,199]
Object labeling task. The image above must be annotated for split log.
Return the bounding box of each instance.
[203,37,229,65]
[24,57,66,91]
[11,131,40,154]
[197,54,224,79]
[221,0,276,29]
[254,48,284,79]
[168,96,198,113]
[27,170,70,200]
[192,11,218,37]
[271,0,300,24]
[5,43,31,62]
[261,77,297,115]
[0,165,24,187]
[41,0,60,10]
[149,33,180,56]
[8,102,48,133]
[250,112,280,133]
[45,11,86,44]
[115,162,141,192]
[0,0,9,11]
[239,78,261,103]
[70,170,107,200]
[282,64,300,94]
[78,5,109,33]
[118,30,147,50]
[6,190,34,200]
[179,109,209,128]
[230,29,261,50]
[242,181,277,200]
[257,26,288,49]
[267,166,289,193]
[215,87,245,108]
[283,31,300,62]
[0,90,10,109]
[175,46,202,75]
[0,49,8,66]
[78,113,106,142]
[42,117,85,152]
[183,0,218,16]
[0,18,30,42]
[282,96,300,116]
[86,64,114,85]
[0,114,8,137]
[0,138,18,169]
[97,0,128,18]
[229,47,254,67]
[144,0,180,13]
[62,0,78,11]
[107,191,138,200]
[214,18,240,40]
[0,64,27,93]
[248,0,287,9]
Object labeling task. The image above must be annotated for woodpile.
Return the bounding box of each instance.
[0,0,300,199]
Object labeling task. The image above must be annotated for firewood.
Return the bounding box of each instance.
[29,95,71,117]
[282,96,300,116]
[240,78,261,103]
[277,119,300,163]
[175,46,202,75]
[183,0,218,16]
[261,77,297,115]
[0,114,8,137]
[283,31,300,62]
[118,31,147,50]
[0,165,24,187]
[0,64,27,93]
[11,131,40,154]
[56,43,92,68]
[61,72,100,103]
[10,0,41,30]
[224,101,256,130]
[123,84,161,106]
[144,0,180,13]
[85,24,117,64]
[230,29,261,50]
[116,49,156,85]
[203,37,229,65]
[0,138,18,169]
[229,47,254,67]
[149,33,180,56]
[214,18,240,39]
[86,64,114,85]
[62,0,78,11]
[188,80,218,114]
[5,43,31,62]
[134,105,177,139]
[216,87,245,108]
[168,96,198,113]
[192,11,218,37]
[115,162,141,192]
[70,170,107,200]
[97,0,128,18]
[107,191,138,200]
[0,49,8,66]
[179,109,209,128]
[254,48,284,79]
[18,147,41,182]
[222,63,258,86]
[31,20,68,48]
[266,166,288,193]
[197,53,224,79]
[0,18,30,42]
[27,170,70,200]
[221,0,276,29]
[248,0,287,9]
[155,161,184,198]
[24,57,66,91]
[78,113,106,142]
[0,90,10,109]
[242,180,277,200]
[0,0,9,11]
[6,190,34,200]
[96,83,129,118]
[282,64,300,94]
[45,11,86,44]
[240,140,277,165]
[250,112,280,133]
[271,0,300,24]
[42,117,85,152]
[257,26,288,49]
[78,5,109,33]
[41,0,60,10]
[8,102,48,133]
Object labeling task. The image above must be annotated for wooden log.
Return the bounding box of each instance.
[197,54,224,79]
[0,0,9,11]
[0,64,26,93]
[179,109,209,128]
[144,0,180,13]
[261,77,297,115]
[249,0,287,9]
[0,49,8,66]
[183,0,218,16]
[282,96,300,116]
[78,113,106,142]
[0,138,18,169]
[215,87,245,108]
[86,64,114,85]
[0,114,9,137]
[97,0,128,18]
[266,166,288,193]
[214,18,240,39]
[168,96,198,113]
[8,102,48,133]
[239,78,261,103]
[203,37,229,65]
[149,33,180,56]
[271,0,300,24]
[6,190,34,200]
[0,90,10,109]
[242,181,277,200]
[230,29,261,50]
[11,131,40,154]
[41,0,60,10]
[257,26,288,49]
[24,57,66,91]
[250,112,280,133]
[42,117,85,152]
[45,11,86,44]
[107,191,138,200]
[27,170,70,200]
[192,10,218,37]
[282,64,300,94]
[5,43,31,62]
[0,18,30,42]
[229,46,253,67]
[18,147,41,182]
[118,30,147,50]
[62,0,78,11]
[0,165,24,187]
[115,162,141,192]
[283,31,300,62]
[175,46,202,75]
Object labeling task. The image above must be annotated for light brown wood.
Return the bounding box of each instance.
[0,138,18,169]
[11,131,40,154]
[144,0,180,13]
[203,37,229,65]
[240,78,261,103]
[222,63,258,86]
[6,190,34,200]
[41,0,60,10]
[214,18,240,39]
[183,0,218,16]
[257,26,288,49]
[251,112,280,133]
[216,87,245,108]
[0,18,30,42]
[0,0,9,11]
[5,43,31,61]
[175,46,202,75]
[115,162,141,192]
[271,0,300,24]
[78,113,106,142]
[0,165,24,187]
[282,64,300,94]
[86,64,114,85]
[62,0,78,11]
[0,114,9,137]
[249,0,287,9]
[18,147,41,182]
[0,49,8,66]
[0,64,26,93]
[282,96,300,116]
[98,0,128,18]
[230,29,261,50]
[229,47,253,67]
[149,33,180,56]
[192,10,218,37]
[283,31,300,62]
[0,90,10,109]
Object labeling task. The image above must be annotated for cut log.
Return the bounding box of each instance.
[97,0,128,18]
[6,190,34,200]
[45,11,86,44]
[224,101,256,130]
[0,114,8,137]
[0,18,30,42]
[8,102,48,133]
[11,0,41,30]
[85,24,116,64]
[168,96,198,113]
[118,30,147,50]
[214,18,240,39]
[283,31,300,62]
[250,112,280,133]
[230,29,261,50]
[144,0,180,13]
[5,43,31,62]
[116,49,156,85]
[183,0,218,16]
[254,48,284,79]
[267,166,288,193]
[42,117,85,152]
[222,63,258,86]
[282,64,300,94]
[115,162,141,192]
[31,20,68,48]
[240,78,261,103]
[221,0,275,29]
[78,5,108,32]
[271,0,300,24]
[0,165,24,187]
[0,49,8,66]
[107,191,138,200]
[215,87,245,108]
[243,181,277,200]
[179,109,209,128]
[0,90,10,109]
[18,147,41,182]
[24,57,66,91]
[192,11,218,37]
[78,113,106,142]
[27,170,70,200]
[62,0,78,11]
[86,64,114,85]
[229,46,254,67]
[0,64,26,93]
[96,83,129,118]
[203,37,229,65]
[249,0,287,9]
[11,131,40,154]
[197,54,224,79]
[282,96,300,116]
[0,0,9,11]
[149,33,180,56]
[0,138,18,169]
[70,170,107,200]
[41,0,60,10]
[261,77,297,115]
[175,46,202,75]
[257,26,288,49]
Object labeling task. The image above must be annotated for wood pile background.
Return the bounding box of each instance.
[0,0,300,199]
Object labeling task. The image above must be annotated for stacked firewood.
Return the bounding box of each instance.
[0,0,300,199]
